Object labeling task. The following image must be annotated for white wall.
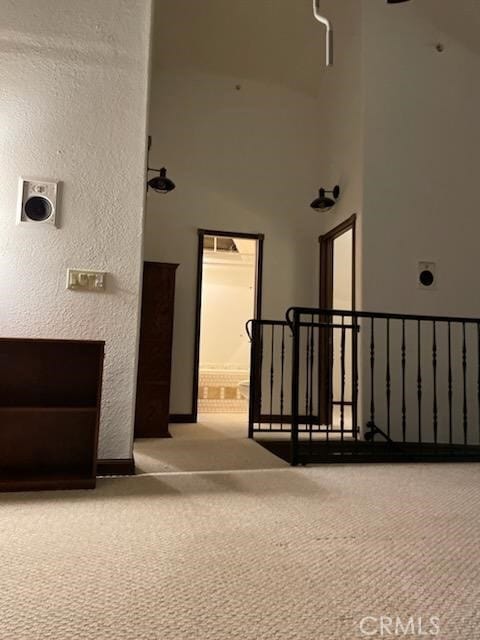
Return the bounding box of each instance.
[146,0,329,414]
[362,0,480,318]
[200,254,256,371]
[359,0,480,442]
[0,0,153,458]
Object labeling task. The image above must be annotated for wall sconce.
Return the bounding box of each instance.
[147,136,176,194]
[310,185,340,212]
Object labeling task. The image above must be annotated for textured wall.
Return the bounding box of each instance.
[0,0,153,458]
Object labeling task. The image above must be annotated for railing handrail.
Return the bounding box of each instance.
[246,318,290,342]
[286,306,480,327]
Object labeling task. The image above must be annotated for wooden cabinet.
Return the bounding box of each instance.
[0,338,104,492]
[134,262,178,438]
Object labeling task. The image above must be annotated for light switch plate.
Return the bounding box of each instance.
[67,269,106,292]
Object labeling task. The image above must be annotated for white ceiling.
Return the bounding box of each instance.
[152,0,325,97]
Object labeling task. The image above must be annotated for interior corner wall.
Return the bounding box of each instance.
[0,0,153,458]
[361,0,480,318]
[145,0,329,414]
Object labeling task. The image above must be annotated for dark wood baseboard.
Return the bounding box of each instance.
[169,413,195,423]
[97,458,136,476]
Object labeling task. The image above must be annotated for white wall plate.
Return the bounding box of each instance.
[67,269,107,292]
[417,261,437,290]
[17,178,59,226]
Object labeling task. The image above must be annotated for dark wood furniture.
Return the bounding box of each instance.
[0,337,104,492]
[134,262,178,438]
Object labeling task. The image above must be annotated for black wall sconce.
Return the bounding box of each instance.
[147,136,176,194]
[310,185,340,212]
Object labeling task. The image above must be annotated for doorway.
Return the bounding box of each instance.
[192,230,264,423]
[318,215,356,426]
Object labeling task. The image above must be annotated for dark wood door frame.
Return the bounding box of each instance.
[319,214,356,310]
[318,214,356,425]
[191,229,264,422]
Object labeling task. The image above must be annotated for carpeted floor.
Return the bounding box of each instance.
[1,463,480,639]
[134,414,288,473]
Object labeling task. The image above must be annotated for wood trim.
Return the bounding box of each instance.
[319,213,357,244]
[318,214,357,425]
[191,229,264,422]
[169,413,195,423]
[319,234,334,310]
[143,261,179,270]
[191,231,205,422]
[319,214,357,308]
[255,235,264,319]
[97,458,135,476]
[198,229,265,241]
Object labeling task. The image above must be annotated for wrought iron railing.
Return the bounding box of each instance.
[246,319,293,436]
[248,308,480,465]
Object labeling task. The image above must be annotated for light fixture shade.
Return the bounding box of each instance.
[310,185,340,212]
[148,167,176,194]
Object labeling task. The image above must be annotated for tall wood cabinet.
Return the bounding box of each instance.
[134,262,178,438]
[0,338,104,492]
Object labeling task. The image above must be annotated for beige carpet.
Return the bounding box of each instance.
[1,464,480,639]
[134,414,288,473]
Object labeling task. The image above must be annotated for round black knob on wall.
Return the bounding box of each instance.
[419,269,434,287]
[24,196,53,222]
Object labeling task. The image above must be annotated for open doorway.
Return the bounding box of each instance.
[318,215,356,427]
[192,230,264,425]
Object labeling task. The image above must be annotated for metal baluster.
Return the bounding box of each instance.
[319,317,328,444]
[269,325,275,431]
[370,318,375,426]
[401,319,406,443]
[352,316,359,442]
[309,314,315,437]
[330,317,335,434]
[478,323,480,445]
[248,321,256,438]
[386,318,391,439]
[448,322,453,445]
[432,321,438,445]
[305,324,310,422]
[417,320,422,444]
[259,324,264,424]
[463,322,468,445]
[280,325,285,431]
[291,310,300,466]
[340,319,346,444]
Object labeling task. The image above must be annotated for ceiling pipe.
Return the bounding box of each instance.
[313,0,333,66]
